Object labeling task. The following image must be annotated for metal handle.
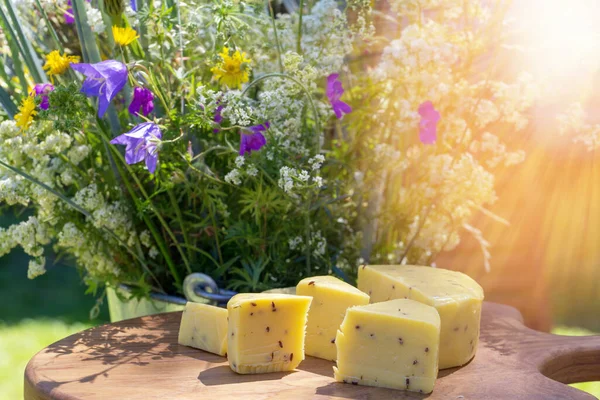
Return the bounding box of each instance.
[183,273,237,306]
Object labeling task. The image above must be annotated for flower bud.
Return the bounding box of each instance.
[104,0,124,18]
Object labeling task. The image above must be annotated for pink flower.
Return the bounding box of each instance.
[418,101,440,145]
[326,73,352,119]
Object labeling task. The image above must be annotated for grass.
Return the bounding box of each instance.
[0,319,91,399]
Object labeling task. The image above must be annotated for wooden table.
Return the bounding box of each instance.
[25,302,600,399]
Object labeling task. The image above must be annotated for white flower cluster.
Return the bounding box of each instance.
[85,2,106,33]
[278,157,325,194]
[0,216,51,278]
[556,103,600,151]
[470,132,526,168]
[225,157,261,186]
[0,121,134,281]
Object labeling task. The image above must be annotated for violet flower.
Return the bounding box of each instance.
[418,101,441,145]
[71,60,128,118]
[128,87,154,116]
[326,73,352,119]
[110,122,162,173]
[64,0,90,24]
[130,0,137,11]
[213,104,224,133]
[240,122,269,156]
[33,83,54,110]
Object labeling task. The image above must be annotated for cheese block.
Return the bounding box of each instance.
[227,293,312,374]
[357,265,484,369]
[296,276,370,361]
[334,299,441,393]
[178,302,228,356]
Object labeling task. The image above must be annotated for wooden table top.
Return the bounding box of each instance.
[25,302,600,399]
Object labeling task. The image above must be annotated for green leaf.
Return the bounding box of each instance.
[0,85,17,118]
[0,5,29,94]
[71,0,102,63]
[2,0,47,83]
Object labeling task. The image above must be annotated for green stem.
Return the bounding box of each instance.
[208,202,224,265]
[304,196,311,275]
[167,188,193,272]
[97,131,186,286]
[296,0,304,54]
[267,0,284,73]
[33,0,64,53]
[242,73,321,151]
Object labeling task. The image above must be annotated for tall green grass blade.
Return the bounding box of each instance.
[3,0,47,83]
[33,0,65,53]
[0,6,28,95]
[71,0,102,63]
[0,86,17,117]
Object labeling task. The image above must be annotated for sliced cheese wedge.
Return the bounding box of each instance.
[178,302,228,356]
[227,293,312,374]
[296,275,370,361]
[334,299,441,394]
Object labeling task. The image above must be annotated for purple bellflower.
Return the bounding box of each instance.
[128,87,154,116]
[33,83,54,110]
[130,0,137,11]
[326,73,352,119]
[71,60,128,118]
[110,122,162,174]
[213,104,224,133]
[240,122,269,156]
[418,101,441,145]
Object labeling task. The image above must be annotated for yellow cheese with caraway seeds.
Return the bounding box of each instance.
[178,302,228,356]
[227,293,312,374]
[296,275,369,361]
[357,265,484,369]
[334,299,441,394]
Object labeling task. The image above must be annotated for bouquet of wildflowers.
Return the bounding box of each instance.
[0,0,534,299]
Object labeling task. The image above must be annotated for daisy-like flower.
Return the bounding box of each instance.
[326,73,352,119]
[128,87,154,116]
[240,122,269,156]
[112,25,139,46]
[14,96,37,131]
[32,83,55,110]
[211,47,251,89]
[71,60,128,117]
[110,122,162,173]
[418,101,441,145]
[43,50,80,77]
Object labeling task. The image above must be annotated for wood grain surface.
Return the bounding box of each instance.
[24,302,600,399]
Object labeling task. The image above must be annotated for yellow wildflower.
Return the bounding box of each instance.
[43,50,80,76]
[112,25,139,47]
[211,47,251,89]
[14,96,37,131]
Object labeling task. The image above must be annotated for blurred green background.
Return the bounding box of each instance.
[0,209,598,398]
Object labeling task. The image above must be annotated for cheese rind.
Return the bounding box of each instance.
[178,302,228,356]
[296,276,370,361]
[227,293,312,374]
[357,265,484,369]
[334,299,440,394]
